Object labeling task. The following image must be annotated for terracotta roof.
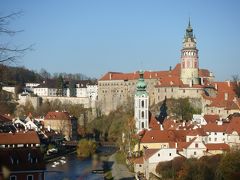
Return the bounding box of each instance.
[205,143,230,151]
[203,123,228,132]
[141,130,175,143]
[99,64,181,81]
[186,128,207,136]
[131,156,144,164]
[199,69,211,77]
[177,142,189,151]
[205,82,239,110]
[155,75,184,87]
[44,111,71,121]
[144,149,159,160]
[203,115,219,123]
[0,131,40,145]
[149,114,160,130]
[162,118,178,130]
[226,117,240,134]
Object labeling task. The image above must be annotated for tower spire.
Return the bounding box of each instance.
[188,17,191,27]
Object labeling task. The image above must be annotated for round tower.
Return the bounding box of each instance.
[134,71,149,133]
[180,20,200,85]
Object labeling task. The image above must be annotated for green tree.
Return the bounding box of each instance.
[69,80,76,97]
[77,139,97,159]
[216,150,240,180]
[56,75,64,96]
[170,98,200,121]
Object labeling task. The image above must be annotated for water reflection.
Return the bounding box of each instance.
[45,154,104,180]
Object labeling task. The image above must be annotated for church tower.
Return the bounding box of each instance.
[180,20,200,85]
[134,71,149,133]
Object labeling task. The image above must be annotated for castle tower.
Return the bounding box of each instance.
[180,20,200,85]
[134,71,149,133]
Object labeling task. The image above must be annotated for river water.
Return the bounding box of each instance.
[45,153,104,180]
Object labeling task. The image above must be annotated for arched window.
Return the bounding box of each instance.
[142,111,144,118]
[141,100,144,108]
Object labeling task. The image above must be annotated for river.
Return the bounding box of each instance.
[45,146,117,180]
[45,153,104,180]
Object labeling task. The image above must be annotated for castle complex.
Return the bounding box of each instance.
[98,21,216,114]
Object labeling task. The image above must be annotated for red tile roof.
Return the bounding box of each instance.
[226,117,240,134]
[203,115,220,123]
[202,123,228,132]
[186,128,207,136]
[205,82,239,110]
[176,142,189,151]
[131,156,144,164]
[141,130,175,143]
[144,149,159,160]
[205,143,230,151]
[149,114,160,130]
[0,131,40,145]
[44,111,71,121]
[99,63,211,82]
[199,69,211,77]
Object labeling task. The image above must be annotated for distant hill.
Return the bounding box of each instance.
[0,64,42,86]
[0,65,96,87]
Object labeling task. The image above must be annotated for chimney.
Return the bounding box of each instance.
[175,142,178,148]
[215,83,218,90]
[227,80,231,87]
[200,78,204,85]
[109,73,112,80]
[217,120,223,126]
[224,93,228,101]
[160,124,164,131]
[182,121,186,127]
[189,80,193,88]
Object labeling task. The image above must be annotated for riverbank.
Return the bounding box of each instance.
[44,147,76,163]
[106,152,135,180]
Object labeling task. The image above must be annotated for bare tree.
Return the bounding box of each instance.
[0,11,31,64]
[232,75,240,98]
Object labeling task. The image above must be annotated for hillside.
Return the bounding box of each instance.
[0,64,42,86]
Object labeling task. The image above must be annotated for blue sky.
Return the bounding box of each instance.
[1,0,240,80]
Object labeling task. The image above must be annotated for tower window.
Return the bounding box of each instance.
[141,100,144,108]
[142,111,144,118]
[142,122,144,129]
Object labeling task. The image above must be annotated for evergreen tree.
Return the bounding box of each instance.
[56,75,64,96]
[69,80,76,97]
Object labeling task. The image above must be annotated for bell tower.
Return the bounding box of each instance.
[180,19,200,85]
[134,71,149,133]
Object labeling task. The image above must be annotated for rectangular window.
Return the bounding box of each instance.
[195,143,198,148]
[194,151,197,155]
[169,153,172,156]
[10,176,17,180]
[215,138,217,142]
[27,175,33,180]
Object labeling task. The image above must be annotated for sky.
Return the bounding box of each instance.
[1,0,240,80]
